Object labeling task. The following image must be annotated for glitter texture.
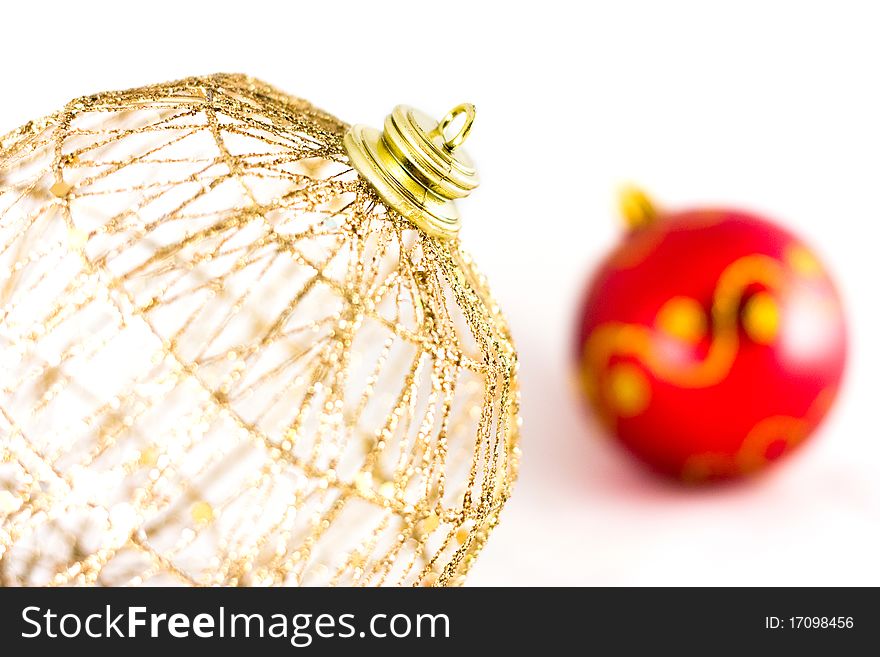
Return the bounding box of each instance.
[0,74,520,586]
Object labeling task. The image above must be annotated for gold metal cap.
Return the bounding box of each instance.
[618,185,658,230]
[344,103,479,239]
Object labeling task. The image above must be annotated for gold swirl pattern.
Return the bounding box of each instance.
[582,253,785,398]
[580,240,836,480]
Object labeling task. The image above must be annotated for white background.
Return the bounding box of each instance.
[2,0,877,585]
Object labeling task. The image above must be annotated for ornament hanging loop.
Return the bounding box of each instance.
[435,103,476,150]
[344,104,479,239]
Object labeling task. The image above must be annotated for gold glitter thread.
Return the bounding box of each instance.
[0,73,520,587]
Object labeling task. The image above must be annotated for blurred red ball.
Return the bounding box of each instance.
[574,194,847,481]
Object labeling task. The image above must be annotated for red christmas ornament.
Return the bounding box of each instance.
[574,188,847,481]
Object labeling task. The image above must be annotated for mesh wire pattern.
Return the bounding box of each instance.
[0,74,520,586]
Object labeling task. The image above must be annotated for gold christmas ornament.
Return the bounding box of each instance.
[0,74,520,586]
